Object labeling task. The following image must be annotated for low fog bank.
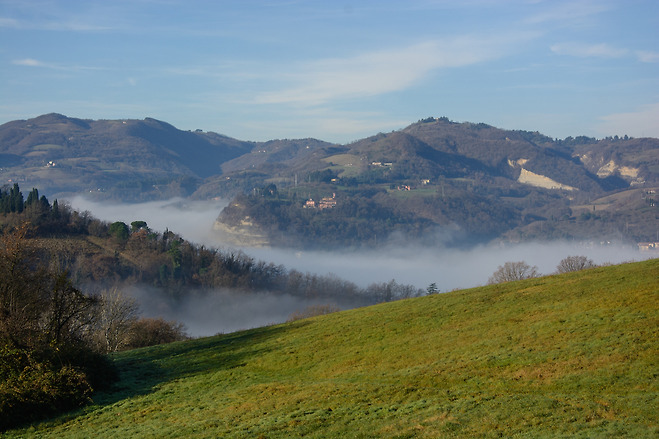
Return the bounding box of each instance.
[68,196,230,245]
[126,286,357,337]
[69,197,654,291]
[69,197,655,335]
[247,241,649,292]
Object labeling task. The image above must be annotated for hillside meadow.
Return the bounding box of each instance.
[7,258,658,438]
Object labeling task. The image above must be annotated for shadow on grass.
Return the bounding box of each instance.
[90,322,308,407]
[9,322,310,434]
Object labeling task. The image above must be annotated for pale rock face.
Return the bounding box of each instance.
[508,158,576,191]
[596,160,640,179]
[579,154,644,185]
[517,168,577,191]
[212,217,270,247]
[507,158,529,167]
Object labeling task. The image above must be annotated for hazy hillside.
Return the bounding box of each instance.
[8,258,658,438]
[400,118,628,192]
[0,113,253,200]
[574,137,659,187]
[3,114,657,201]
[211,118,658,248]
[2,114,658,246]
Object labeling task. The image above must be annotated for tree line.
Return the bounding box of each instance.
[487,256,598,285]
[1,184,423,305]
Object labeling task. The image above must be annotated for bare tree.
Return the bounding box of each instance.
[556,255,596,274]
[96,288,140,353]
[43,272,98,347]
[487,261,539,285]
[0,223,47,349]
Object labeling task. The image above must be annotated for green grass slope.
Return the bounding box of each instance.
[8,259,659,438]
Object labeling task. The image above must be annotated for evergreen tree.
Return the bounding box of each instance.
[10,183,23,213]
[52,199,60,219]
[25,188,39,207]
[40,195,50,211]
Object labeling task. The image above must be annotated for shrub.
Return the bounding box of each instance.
[0,358,92,431]
[126,318,188,349]
[556,255,596,273]
[488,261,539,284]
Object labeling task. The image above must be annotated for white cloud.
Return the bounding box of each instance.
[597,103,659,138]
[11,58,104,72]
[525,1,611,24]
[551,43,659,64]
[236,109,410,143]
[0,17,21,28]
[550,42,628,58]
[253,35,522,106]
[12,58,46,67]
[636,50,659,63]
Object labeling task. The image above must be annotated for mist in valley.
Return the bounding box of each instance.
[125,286,353,337]
[69,196,653,336]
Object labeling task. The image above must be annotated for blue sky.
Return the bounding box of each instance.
[1,0,658,143]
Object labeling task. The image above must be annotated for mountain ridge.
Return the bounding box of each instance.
[1,114,657,246]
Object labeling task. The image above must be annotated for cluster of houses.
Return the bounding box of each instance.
[397,179,431,191]
[638,242,659,252]
[304,193,337,210]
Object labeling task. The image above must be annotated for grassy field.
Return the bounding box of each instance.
[7,258,659,438]
[323,154,362,178]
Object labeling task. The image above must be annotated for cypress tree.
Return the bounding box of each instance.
[10,183,23,213]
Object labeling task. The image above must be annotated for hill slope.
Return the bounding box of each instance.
[0,113,253,200]
[9,258,658,438]
[211,118,659,248]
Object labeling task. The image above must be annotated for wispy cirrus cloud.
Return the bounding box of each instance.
[551,42,659,63]
[550,42,628,58]
[524,1,611,24]
[0,17,21,28]
[241,107,410,142]
[12,58,45,67]
[11,58,104,71]
[597,102,659,138]
[636,50,659,63]
[253,34,528,106]
[0,14,113,32]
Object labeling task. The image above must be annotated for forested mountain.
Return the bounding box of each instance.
[1,114,658,247]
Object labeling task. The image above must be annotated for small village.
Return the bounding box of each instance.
[638,241,659,252]
[303,193,337,210]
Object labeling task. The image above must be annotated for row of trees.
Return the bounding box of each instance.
[71,215,423,304]
[0,184,59,217]
[1,185,424,308]
[487,255,597,284]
